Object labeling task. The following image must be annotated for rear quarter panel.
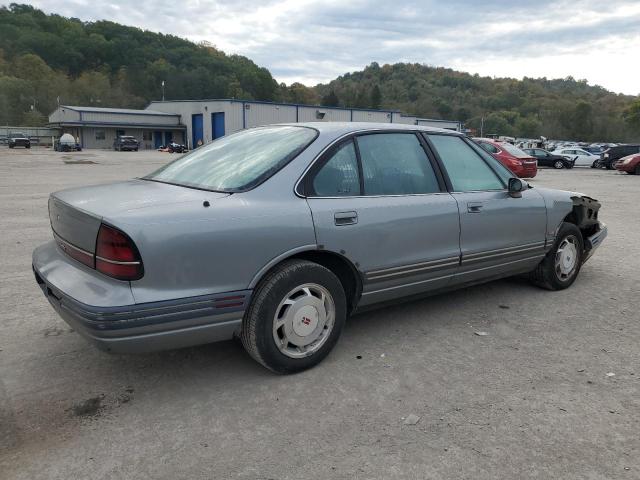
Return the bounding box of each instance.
[112,193,316,304]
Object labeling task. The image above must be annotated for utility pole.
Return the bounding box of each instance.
[480,116,484,137]
[161,80,165,101]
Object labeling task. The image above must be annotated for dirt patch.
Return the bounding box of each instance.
[71,396,103,417]
[63,159,97,165]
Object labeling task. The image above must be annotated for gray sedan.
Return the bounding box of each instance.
[33,123,607,373]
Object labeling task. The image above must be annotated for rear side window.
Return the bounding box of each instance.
[428,135,504,192]
[312,140,360,196]
[478,142,499,154]
[356,133,440,195]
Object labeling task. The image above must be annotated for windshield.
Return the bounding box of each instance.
[500,142,531,158]
[145,126,318,192]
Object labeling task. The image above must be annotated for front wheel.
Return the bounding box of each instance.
[553,160,565,169]
[241,260,347,374]
[530,222,584,291]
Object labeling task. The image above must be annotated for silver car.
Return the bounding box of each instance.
[33,123,607,373]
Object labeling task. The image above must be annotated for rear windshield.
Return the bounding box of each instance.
[500,142,531,158]
[144,126,318,192]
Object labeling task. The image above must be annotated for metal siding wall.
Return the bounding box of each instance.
[416,119,460,131]
[245,103,297,128]
[392,115,417,125]
[297,107,351,122]
[351,110,391,123]
[81,112,179,125]
[49,108,80,123]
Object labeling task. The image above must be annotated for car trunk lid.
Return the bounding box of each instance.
[49,179,229,252]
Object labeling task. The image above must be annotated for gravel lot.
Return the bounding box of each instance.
[1,147,638,479]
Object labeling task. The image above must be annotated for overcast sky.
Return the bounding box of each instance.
[29,0,640,95]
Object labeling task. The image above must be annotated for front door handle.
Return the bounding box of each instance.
[467,202,484,213]
[334,211,358,226]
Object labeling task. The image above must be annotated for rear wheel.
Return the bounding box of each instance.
[530,222,584,291]
[553,160,565,169]
[241,260,347,374]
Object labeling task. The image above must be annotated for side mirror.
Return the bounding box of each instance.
[508,178,524,198]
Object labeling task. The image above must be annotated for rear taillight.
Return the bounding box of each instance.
[95,224,143,280]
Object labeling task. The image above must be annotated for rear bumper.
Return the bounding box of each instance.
[33,241,248,353]
[583,222,607,263]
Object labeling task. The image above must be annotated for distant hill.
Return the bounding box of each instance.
[1,5,638,141]
[0,4,281,126]
[315,63,640,142]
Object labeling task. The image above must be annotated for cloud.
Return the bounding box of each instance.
[27,0,640,94]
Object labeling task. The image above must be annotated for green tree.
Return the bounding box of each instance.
[370,84,382,109]
[624,99,640,130]
[321,90,340,107]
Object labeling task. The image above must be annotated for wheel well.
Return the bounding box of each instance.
[562,202,600,244]
[289,250,362,313]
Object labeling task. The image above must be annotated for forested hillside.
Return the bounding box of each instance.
[1,4,638,141]
[315,63,640,142]
[0,4,281,125]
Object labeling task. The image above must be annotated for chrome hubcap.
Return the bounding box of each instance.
[554,161,564,169]
[273,283,335,358]
[555,235,579,281]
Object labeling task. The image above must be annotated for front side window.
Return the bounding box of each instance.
[146,126,317,192]
[311,140,360,196]
[428,135,504,192]
[356,133,440,195]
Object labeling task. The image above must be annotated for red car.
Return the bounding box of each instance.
[614,153,640,175]
[474,138,538,178]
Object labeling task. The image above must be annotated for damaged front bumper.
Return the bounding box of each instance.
[583,222,607,263]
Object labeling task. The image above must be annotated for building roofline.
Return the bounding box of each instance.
[59,106,180,117]
[146,98,460,124]
[48,121,186,129]
[147,98,403,114]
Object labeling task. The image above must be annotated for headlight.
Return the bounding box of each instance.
[623,157,633,164]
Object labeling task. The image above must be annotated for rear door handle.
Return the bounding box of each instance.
[467,202,484,213]
[334,211,358,226]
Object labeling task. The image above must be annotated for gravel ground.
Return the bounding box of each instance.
[0,147,638,479]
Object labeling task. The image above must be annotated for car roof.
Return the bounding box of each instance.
[472,137,502,144]
[273,122,462,136]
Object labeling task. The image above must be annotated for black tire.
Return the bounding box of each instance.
[605,162,614,170]
[25,144,30,149]
[530,222,584,291]
[241,259,347,374]
[9,144,14,149]
[553,160,565,169]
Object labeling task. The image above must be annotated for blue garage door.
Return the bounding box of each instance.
[164,131,173,145]
[212,112,225,140]
[192,114,204,148]
[154,131,163,149]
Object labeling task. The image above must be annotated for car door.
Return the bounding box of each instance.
[531,149,550,166]
[426,134,547,285]
[574,149,594,166]
[304,132,461,306]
